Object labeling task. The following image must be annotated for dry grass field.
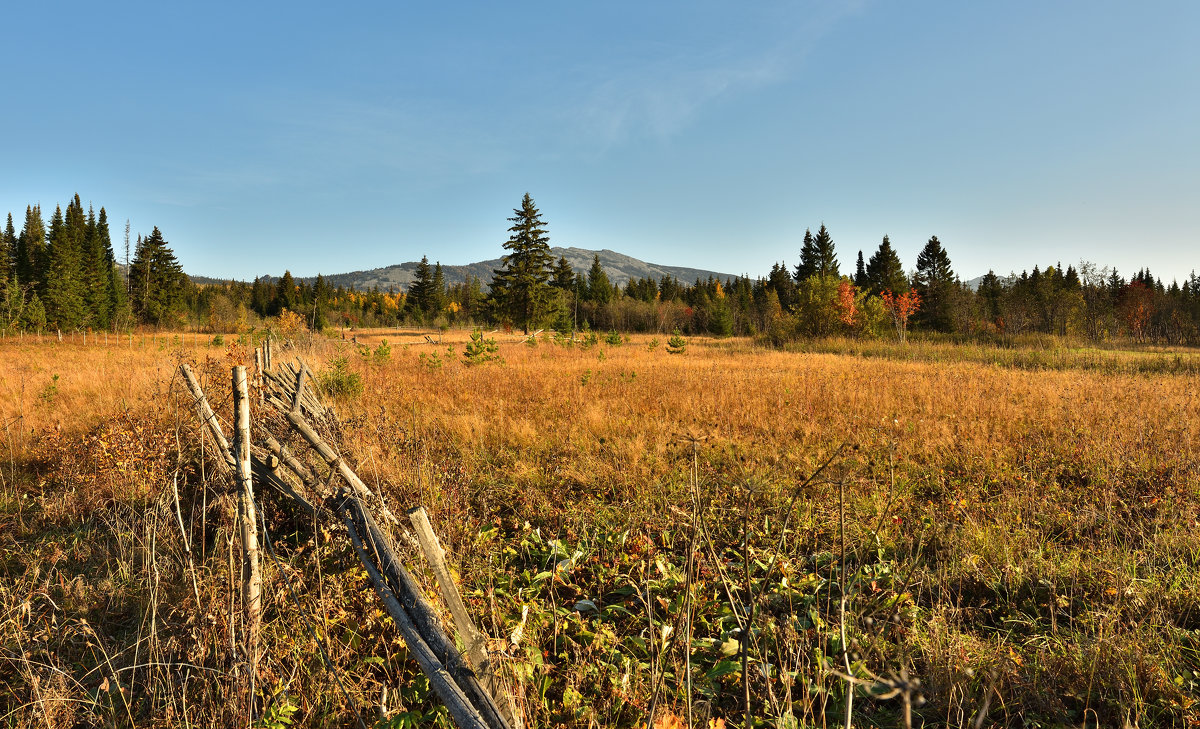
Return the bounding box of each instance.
[2,329,1199,727]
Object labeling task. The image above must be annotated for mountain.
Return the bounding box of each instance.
[199,248,741,291]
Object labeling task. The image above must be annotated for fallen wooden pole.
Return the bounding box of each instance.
[342,496,510,729]
[343,508,491,729]
[180,364,235,473]
[409,507,520,727]
[285,410,397,524]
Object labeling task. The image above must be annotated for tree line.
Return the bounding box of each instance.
[6,192,1199,345]
[0,194,188,332]
[178,193,1200,346]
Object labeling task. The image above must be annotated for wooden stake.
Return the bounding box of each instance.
[233,366,262,716]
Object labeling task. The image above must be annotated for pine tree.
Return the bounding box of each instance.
[129,227,186,326]
[489,193,555,334]
[81,205,115,328]
[913,235,956,331]
[865,235,908,296]
[276,270,297,313]
[795,224,839,281]
[430,262,446,316]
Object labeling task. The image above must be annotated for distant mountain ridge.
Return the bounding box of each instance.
[195,248,740,291]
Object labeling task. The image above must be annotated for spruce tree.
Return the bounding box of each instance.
[407,256,433,317]
[866,235,908,296]
[129,227,186,326]
[854,251,867,289]
[489,193,554,334]
[587,254,612,304]
[44,202,86,330]
[430,262,446,316]
[16,205,46,292]
[551,255,575,290]
[795,224,839,281]
[276,270,297,313]
[0,213,14,288]
[913,235,956,331]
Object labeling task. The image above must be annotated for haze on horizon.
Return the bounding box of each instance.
[1,1,1197,284]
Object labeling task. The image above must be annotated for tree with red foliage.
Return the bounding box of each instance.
[881,289,921,342]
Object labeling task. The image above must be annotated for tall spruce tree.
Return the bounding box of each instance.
[914,235,956,331]
[430,262,446,316]
[795,224,839,281]
[854,251,867,289]
[587,254,612,304]
[407,256,434,317]
[489,193,554,334]
[16,205,46,292]
[551,255,575,290]
[866,235,908,296]
[129,227,186,326]
[44,202,87,330]
[0,213,14,288]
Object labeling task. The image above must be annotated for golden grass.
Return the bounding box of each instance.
[2,330,1199,726]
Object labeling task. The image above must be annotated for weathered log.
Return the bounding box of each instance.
[284,410,397,524]
[342,497,509,729]
[343,509,491,729]
[409,507,522,728]
[180,364,235,473]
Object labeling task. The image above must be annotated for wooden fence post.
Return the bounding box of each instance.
[233,366,262,717]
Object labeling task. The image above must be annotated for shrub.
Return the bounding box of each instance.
[462,329,501,366]
[667,329,687,355]
[319,356,363,397]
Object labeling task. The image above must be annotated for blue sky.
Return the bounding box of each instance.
[2,1,1197,283]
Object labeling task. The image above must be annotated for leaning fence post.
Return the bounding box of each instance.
[233,365,262,717]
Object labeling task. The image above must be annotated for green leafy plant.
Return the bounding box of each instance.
[605,330,623,346]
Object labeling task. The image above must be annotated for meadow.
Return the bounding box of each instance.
[1,330,1199,727]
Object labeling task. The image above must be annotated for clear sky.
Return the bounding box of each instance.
[2,1,1197,283]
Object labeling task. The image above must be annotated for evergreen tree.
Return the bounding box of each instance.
[854,251,867,289]
[16,205,46,292]
[913,235,956,331]
[795,224,838,281]
[551,255,575,290]
[407,256,433,317]
[82,205,115,328]
[489,193,554,334]
[23,292,46,331]
[430,262,446,316]
[129,227,186,326]
[865,235,908,296]
[587,254,612,304]
[0,213,14,288]
[276,270,297,313]
[44,202,86,330]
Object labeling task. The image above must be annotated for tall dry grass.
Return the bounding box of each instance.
[1,329,1198,726]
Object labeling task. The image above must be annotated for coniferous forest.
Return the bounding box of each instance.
[3,193,1198,345]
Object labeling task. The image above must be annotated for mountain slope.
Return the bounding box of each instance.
[254,248,740,291]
